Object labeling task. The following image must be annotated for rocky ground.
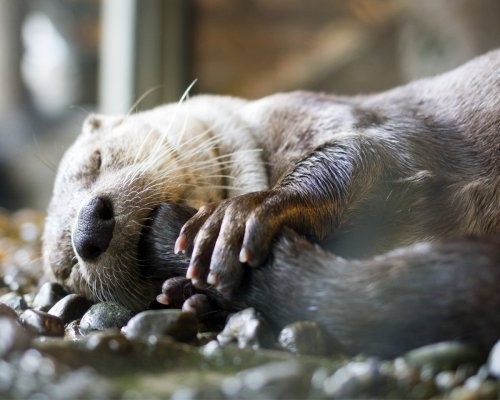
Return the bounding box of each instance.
[1,208,500,399]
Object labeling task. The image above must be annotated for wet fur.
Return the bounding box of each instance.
[43,50,500,355]
[144,204,500,357]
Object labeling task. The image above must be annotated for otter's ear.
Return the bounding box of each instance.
[82,113,123,134]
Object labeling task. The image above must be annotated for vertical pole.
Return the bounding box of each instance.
[98,0,137,114]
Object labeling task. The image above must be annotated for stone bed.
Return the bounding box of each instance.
[1,208,499,399]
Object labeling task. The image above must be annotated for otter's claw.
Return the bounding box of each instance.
[177,190,289,293]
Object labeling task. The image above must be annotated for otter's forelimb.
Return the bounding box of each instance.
[145,203,500,358]
[174,137,391,293]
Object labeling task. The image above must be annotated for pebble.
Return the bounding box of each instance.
[18,348,57,376]
[0,359,15,392]
[65,319,81,339]
[391,358,421,388]
[3,208,500,399]
[171,386,225,400]
[458,363,483,382]
[4,350,117,399]
[475,380,499,398]
[410,381,438,399]
[0,292,28,311]
[32,282,67,312]
[48,294,93,324]
[0,316,31,357]
[378,358,437,398]
[447,385,484,400]
[322,358,389,398]
[84,330,132,354]
[217,308,275,350]
[487,340,500,378]
[20,309,64,337]
[124,309,198,342]
[435,371,461,392]
[278,320,330,356]
[405,342,483,371]
[0,303,19,320]
[79,301,134,334]
[222,361,309,399]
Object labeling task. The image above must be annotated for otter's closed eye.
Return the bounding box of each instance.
[85,149,102,174]
[93,150,102,171]
[73,149,102,184]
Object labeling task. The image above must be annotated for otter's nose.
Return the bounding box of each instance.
[73,197,115,260]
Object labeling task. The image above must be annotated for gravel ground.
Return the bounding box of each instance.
[1,208,499,399]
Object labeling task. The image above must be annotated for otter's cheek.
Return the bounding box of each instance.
[42,228,75,283]
[45,250,73,282]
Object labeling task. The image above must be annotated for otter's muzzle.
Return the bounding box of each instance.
[73,197,115,261]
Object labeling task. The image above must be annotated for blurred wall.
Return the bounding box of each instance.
[0,0,499,210]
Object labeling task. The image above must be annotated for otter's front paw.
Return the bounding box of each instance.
[175,190,289,294]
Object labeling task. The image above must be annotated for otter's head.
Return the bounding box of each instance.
[43,105,226,310]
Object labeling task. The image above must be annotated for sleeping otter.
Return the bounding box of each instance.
[43,50,500,357]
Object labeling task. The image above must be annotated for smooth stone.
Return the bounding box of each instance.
[447,386,482,400]
[0,303,19,320]
[80,302,134,334]
[222,361,309,399]
[124,309,198,342]
[217,308,275,350]
[487,340,500,378]
[46,368,118,398]
[391,358,421,388]
[0,292,27,311]
[435,371,460,392]
[278,320,329,356]
[405,342,483,371]
[20,309,64,337]
[451,381,499,400]
[0,359,15,391]
[465,374,486,390]
[0,316,31,357]
[32,282,67,312]
[85,330,132,354]
[322,358,388,398]
[48,294,92,324]
[18,348,57,377]
[457,363,482,383]
[475,381,499,398]
[409,381,439,399]
[171,387,224,400]
[65,319,81,339]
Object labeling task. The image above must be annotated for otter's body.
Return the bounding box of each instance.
[43,50,500,356]
[145,205,500,357]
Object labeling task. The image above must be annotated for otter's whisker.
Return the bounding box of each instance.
[127,85,163,116]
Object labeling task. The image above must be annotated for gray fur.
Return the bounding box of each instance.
[43,50,499,318]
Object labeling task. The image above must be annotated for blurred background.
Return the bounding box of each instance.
[0,0,499,210]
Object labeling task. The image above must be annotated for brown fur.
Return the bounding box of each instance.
[43,49,499,349]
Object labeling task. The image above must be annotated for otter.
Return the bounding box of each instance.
[43,50,500,357]
[144,204,500,358]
